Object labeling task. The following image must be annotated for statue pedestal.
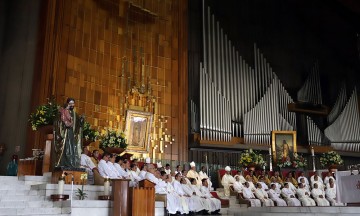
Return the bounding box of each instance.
[51,167,86,185]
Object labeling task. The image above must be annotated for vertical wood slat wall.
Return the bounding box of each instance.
[29,0,188,161]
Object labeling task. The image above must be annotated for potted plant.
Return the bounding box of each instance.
[320,151,343,170]
[28,98,60,133]
[82,121,100,146]
[76,173,88,200]
[99,129,128,154]
[239,149,265,170]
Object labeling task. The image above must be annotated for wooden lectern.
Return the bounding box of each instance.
[112,179,131,216]
[131,179,156,216]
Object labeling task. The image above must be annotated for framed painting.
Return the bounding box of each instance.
[271,130,297,163]
[124,110,153,153]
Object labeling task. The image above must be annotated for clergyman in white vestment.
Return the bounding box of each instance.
[325,181,345,206]
[296,183,316,206]
[242,182,261,207]
[281,183,301,206]
[268,183,287,206]
[221,166,236,197]
[311,183,330,206]
[254,183,274,206]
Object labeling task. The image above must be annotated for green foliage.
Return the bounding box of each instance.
[28,99,60,130]
[239,149,265,167]
[82,121,100,142]
[99,129,128,149]
[320,151,343,167]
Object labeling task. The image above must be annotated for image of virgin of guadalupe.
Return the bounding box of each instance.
[53,98,84,168]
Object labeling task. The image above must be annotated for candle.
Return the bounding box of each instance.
[104,177,110,196]
[269,147,272,155]
[311,147,315,156]
[58,174,65,194]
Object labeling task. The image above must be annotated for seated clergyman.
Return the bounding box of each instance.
[296,183,316,206]
[268,183,287,206]
[311,183,330,206]
[254,183,274,206]
[242,181,261,207]
[325,180,345,206]
[281,183,301,206]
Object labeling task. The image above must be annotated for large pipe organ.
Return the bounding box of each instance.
[198,2,296,144]
[195,1,360,154]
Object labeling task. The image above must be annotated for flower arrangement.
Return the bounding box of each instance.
[76,173,88,200]
[320,151,343,167]
[292,152,307,168]
[277,152,307,168]
[99,129,128,149]
[82,121,100,142]
[239,149,265,167]
[28,99,60,130]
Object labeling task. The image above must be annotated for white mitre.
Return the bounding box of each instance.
[145,157,151,164]
[157,162,162,168]
[225,166,231,172]
[190,161,196,167]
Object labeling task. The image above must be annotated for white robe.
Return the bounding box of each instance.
[191,185,213,212]
[286,181,297,192]
[311,188,330,206]
[145,172,179,214]
[325,186,345,206]
[165,169,171,175]
[310,175,323,185]
[281,188,301,206]
[180,183,206,212]
[268,189,287,206]
[259,182,269,191]
[221,173,236,197]
[167,182,189,214]
[270,182,282,193]
[80,154,96,184]
[296,188,316,206]
[129,170,141,187]
[297,176,309,185]
[199,171,213,190]
[324,176,335,185]
[242,187,261,207]
[113,163,130,179]
[233,181,244,193]
[254,188,274,206]
[311,180,325,191]
[139,170,147,180]
[234,175,246,184]
[108,163,121,178]
[200,186,221,211]
[98,160,118,178]
[187,170,202,187]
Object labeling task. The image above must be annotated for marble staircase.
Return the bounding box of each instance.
[0,175,165,216]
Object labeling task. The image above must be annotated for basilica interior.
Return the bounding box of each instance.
[0,0,360,215]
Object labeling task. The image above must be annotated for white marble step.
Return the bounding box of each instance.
[236,213,358,216]
[0,194,46,201]
[245,207,360,214]
[0,200,61,208]
[19,175,52,185]
[0,176,23,184]
[0,184,31,190]
[0,207,70,215]
[0,188,45,196]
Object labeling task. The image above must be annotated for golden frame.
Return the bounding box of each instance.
[124,110,153,153]
[271,130,297,163]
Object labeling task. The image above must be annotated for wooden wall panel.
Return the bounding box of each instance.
[29,0,188,161]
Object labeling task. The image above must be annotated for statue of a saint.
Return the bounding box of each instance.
[53,98,84,168]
